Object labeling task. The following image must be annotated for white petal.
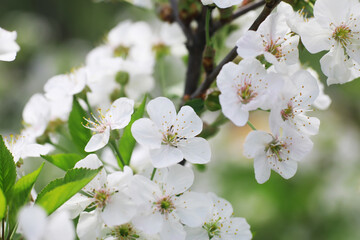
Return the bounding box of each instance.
[207,192,233,220]
[132,211,163,235]
[219,94,249,127]
[314,0,354,27]
[57,194,93,219]
[184,226,208,240]
[18,205,47,240]
[175,106,203,138]
[175,192,211,227]
[276,160,298,179]
[85,127,111,152]
[101,192,136,226]
[236,30,264,58]
[254,155,271,184]
[146,97,176,130]
[77,211,103,240]
[298,19,332,53]
[177,138,211,165]
[163,165,194,195]
[107,97,134,129]
[150,145,183,168]
[243,131,272,158]
[131,118,162,149]
[220,217,252,240]
[43,211,75,240]
[159,221,186,240]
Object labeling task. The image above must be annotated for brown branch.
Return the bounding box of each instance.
[190,0,282,99]
[169,0,194,45]
[211,0,266,34]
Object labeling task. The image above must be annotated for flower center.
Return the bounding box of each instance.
[203,219,221,238]
[162,125,186,147]
[265,40,283,59]
[93,189,111,209]
[83,109,109,134]
[281,103,294,121]
[114,45,130,58]
[333,25,352,47]
[237,81,257,104]
[111,224,139,240]
[266,139,285,162]
[155,196,175,215]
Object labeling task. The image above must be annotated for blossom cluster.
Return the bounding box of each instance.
[1,0,359,239]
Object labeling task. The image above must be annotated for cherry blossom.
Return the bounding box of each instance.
[129,165,211,240]
[296,0,360,84]
[269,70,320,136]
[243,129,313,183]
[84,97,134,152]
[185,192,252,240]
[236,10,299,73]
[217,58,283,126]
[131,97,211,168]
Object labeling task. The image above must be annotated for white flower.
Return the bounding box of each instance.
[22,93,51,138]
[129,165,211,240]
[185,192,252,240]
[307,68,332,110]
[201,0,243,9]
[0,27,20,61]
[236,11,300,73]
[18,205,74,240]
[4,133,52,164]
[131,97,211,168]
[58,155,136,240]
[84,97,134,152]
[103,223,160,240]
[217,58,283,126]
[296,0,360,85]
[243,129,313,184]
[269,70,320,136]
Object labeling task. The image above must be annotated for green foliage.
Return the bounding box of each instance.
[8,163,44,228]
[119,95,147,166]
[68,97,92,155]
[35,167,101,215]
[0,188,5,220]
[0,136,16,200]
[41,153,83,171]
[185,98,205,115]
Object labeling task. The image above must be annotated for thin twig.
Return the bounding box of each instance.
[211,0,266,33]
[190,0,282,99]
[169,0,193,45]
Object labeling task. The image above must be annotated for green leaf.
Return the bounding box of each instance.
[35,167,101,215]
[8,163,44,228]
[41,153,83,171]
[118,95,147,166]
[184,98,205,115]
[68,97,92,155]
[0,135,16,200]
[0,188,5,220]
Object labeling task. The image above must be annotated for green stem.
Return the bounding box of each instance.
[110,140,125,169]
[247,121,257,130]
[205,7,212,45]
[150,168,157,181]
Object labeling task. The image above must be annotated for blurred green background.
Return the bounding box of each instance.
[1,1,360,239]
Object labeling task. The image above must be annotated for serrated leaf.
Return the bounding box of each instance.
[118,95,147,166]
[41,153,83,171]
[68,97,92,155]
[35,167,101,215]
[8,163,44,228]
[0,188,5,220]
[0,135,16,200]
